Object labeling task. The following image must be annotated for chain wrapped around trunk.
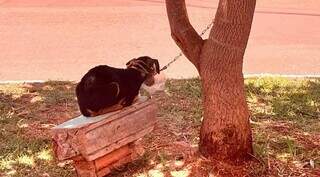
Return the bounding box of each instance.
[160,21,214,71]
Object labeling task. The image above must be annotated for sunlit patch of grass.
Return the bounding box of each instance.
[148,169,164,177]
[5,169,17,176]
[170,168,190,177]
[17,154,35,167]
[30,95,43,103]
[0,158,14,170]
[37,149,53,161]
[135,173,148,177]
[276,153,292,162]
[0,84,27,98]
[173,159,184,168]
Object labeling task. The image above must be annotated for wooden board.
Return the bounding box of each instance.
[73,142,143,177]
[52,97,157,161]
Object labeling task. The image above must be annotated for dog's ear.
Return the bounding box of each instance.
[153,59,160,74]
[126,58,136,66]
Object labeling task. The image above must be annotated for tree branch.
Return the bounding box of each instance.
[165,0,204,69]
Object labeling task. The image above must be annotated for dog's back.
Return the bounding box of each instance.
[76,65,123,116]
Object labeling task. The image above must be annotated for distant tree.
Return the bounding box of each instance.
[165,0,256,161]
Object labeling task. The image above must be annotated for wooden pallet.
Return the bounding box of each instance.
[52,97,157,177]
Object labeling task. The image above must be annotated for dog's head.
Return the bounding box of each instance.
[126,56,160,86]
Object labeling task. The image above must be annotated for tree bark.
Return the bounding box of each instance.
[165,0,256,162]
[165,0,204,69]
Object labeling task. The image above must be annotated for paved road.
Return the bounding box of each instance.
[0,0,319,81]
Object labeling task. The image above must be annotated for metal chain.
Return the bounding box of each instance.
[160,21,214,71]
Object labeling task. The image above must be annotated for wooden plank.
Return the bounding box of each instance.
[96,154,134,177]
[79,104,156,160]
[52,130,81,160]
[96,142,143,177]
[94,144,131,171]
[73,156,97,177]
[52,97,150,130]
[52,97,157,161]
[84,126,153,161]
[81,99,156,131]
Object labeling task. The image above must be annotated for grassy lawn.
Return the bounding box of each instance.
[0,78,319,177]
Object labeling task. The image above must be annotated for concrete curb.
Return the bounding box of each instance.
[1,74,320,84]
[243,74,320,78]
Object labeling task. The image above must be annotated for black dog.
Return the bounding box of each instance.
[76,56,160,117]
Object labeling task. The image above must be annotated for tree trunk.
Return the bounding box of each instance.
[165,0,256,161]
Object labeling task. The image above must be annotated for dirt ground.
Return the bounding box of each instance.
[0,0,320,81]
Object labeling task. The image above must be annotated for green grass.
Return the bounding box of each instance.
[163,77,320,175]
[0,77,319,176]
[245,77,320,119]
[165,77,320,132]
[0,81,76,177]
[165,78,203,125]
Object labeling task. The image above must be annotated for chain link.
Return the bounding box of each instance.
[160,21,214,71]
